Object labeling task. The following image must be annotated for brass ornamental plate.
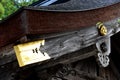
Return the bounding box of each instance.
[14,40,50,67]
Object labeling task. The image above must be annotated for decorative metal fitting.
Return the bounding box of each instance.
[96,37,111,67]
[96,22,107,36]
[14,40,50,67]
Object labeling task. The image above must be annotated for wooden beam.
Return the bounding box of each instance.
[28,45,97,69]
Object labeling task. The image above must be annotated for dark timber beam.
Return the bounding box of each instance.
[0,18,119,66]
[1,2,120,48]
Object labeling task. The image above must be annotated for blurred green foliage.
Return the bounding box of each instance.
[17,0,38,6]
[0,2,4,20]
[0,0,38,20]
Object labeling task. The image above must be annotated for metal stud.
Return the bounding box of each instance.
[96,22,107,36]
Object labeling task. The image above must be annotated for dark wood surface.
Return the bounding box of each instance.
[0,17,119,66]
[0,57,118,80]
[0,2,120,48]
[0,2,120,80]
[0,10,26,48]
[26,2,120,34]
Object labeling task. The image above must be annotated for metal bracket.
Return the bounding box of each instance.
[96,37,111,67]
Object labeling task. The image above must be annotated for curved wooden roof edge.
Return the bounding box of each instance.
[0,2,120,48]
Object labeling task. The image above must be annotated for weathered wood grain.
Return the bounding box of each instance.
[26,2,120,34]
[0,2,120,48]
[0,17,120,67]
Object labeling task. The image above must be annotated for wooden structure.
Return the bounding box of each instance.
[0,0,120,80]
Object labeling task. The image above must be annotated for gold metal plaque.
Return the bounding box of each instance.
[14,40,50,67]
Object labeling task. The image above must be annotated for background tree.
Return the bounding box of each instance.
[0,2,4,20]
[0,0,38,20]
[15,0,38,6]
[1,0,18,19]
